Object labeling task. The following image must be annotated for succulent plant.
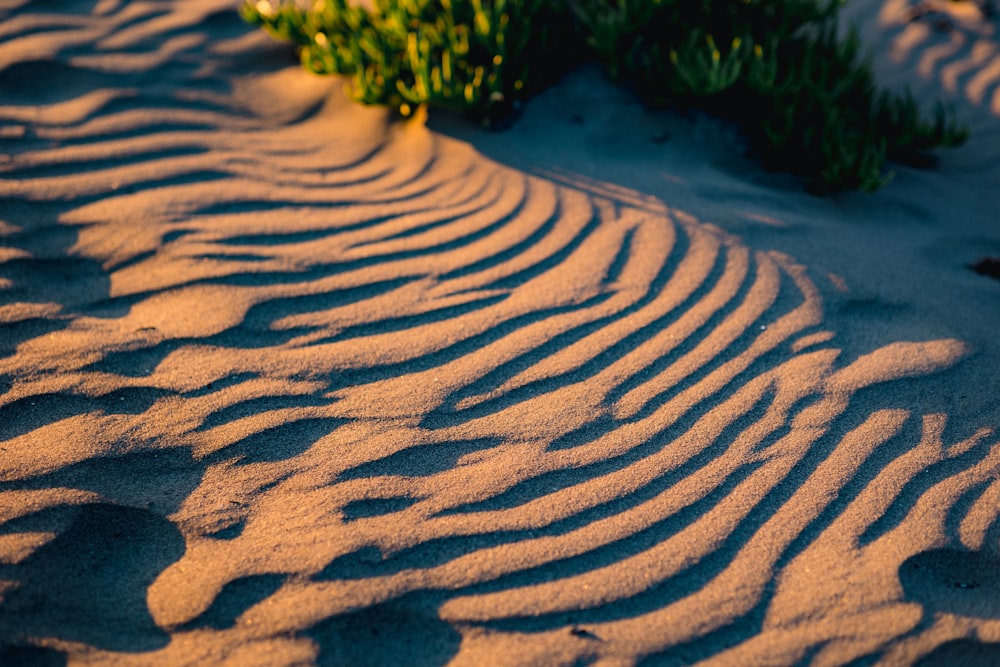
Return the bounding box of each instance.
[242,0,969,193]
[240,0,575,125]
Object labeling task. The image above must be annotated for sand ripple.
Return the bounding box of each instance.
[1,1,998,665]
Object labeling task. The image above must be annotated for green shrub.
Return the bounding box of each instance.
[241,0,969,193]
[718,21,886,192]
[569,0,841,95]
[576,0,967,192]
[240,0,576,125]
[739,23,961,192]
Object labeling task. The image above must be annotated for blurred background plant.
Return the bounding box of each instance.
[242,0,970,192]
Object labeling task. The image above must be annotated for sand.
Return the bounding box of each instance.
[0,0,998,665]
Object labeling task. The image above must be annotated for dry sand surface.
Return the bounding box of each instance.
[1,0,999,664]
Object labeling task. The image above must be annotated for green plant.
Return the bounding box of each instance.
[570,0,840,97]
[241,0,969,193]
[240,0,574,124]
[574,0,969,192]
[743,20,967,191]
[566,0,666,80]
[741,22,892,192]
[876,89,968,161]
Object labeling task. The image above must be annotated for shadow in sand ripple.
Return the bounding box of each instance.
[342,496,422,522]
[0,387,170,442]
[0,644,66,667]
[1,448,202,513]
[429,226,694,415]
[208,418,346,465]
[440,388,777,515]
[0,504,184,652]
[1,1,997,664]
[870,1,1000,116]
[338,437,505,480]
[323,294,510,342]
[196,393,332,432]
[0,200,110,332]
[0,60,121,105]
[858,436,995,547]
[900,547,1000,618]
[82,339,187,377]
[915,638,1000,666]
[179,573,287,631]
[308,595,462,667]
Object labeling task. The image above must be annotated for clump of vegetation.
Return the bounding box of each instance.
[242,0,969,193]
[240,0,576,125]
[569,0,967,192]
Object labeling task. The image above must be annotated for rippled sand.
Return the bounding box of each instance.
[1,1,999,665]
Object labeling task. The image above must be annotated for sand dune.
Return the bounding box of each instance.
[1,1,999,665]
